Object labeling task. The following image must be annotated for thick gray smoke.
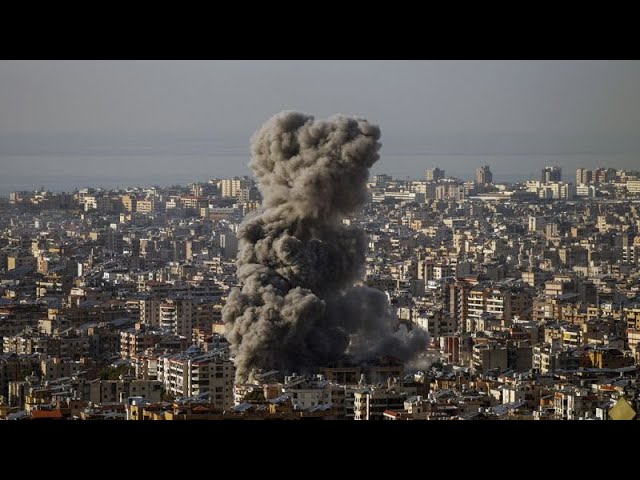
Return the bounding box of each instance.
[222,111,428,383]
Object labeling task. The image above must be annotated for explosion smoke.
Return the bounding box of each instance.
[222,111,427,383]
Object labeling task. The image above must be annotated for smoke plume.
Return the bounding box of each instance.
[223,111,427,383]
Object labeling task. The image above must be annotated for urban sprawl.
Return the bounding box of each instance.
[1,165,640,420]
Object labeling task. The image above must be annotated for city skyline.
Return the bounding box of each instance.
[2,160,640,420]
[1,60,640,421]
[2,60,640,193]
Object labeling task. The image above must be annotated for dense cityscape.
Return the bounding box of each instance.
[1,162,639,420]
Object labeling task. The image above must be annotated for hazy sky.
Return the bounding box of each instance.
[2,60,640,137]
[1,60,639,191]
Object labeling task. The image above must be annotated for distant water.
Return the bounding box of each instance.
[0,154,254,194]
[0,133,253,195]
[0,133,638,195]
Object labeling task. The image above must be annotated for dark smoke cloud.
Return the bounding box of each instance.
[223,111,427,383]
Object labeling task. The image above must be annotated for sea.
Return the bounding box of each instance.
[1,133,638,195]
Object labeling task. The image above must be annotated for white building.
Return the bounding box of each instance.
[158,348,235,410]
[576,184,597,198]
[627,180,640,194]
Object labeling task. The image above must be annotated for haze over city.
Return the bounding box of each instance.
[1,60,640,194]
[2,61,640,422]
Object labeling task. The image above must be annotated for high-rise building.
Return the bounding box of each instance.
[121,194,137,212]
[576,185,596,198]
[475,165,493,185]
[449,279,472,333]
[139,299,161,326]
[425,168,445,182]
[219,232,238,259]
[576,168,592,185]
[189,182,204,196]
[158,349,235,410]
[542,166,562,183]
[373,174,392,186]
[120,326,162,359]
[594,168,616,184]
[435,183,465,201]
[627,180,640,194]
[219,177,251,198]
[159,298,194,337]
